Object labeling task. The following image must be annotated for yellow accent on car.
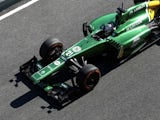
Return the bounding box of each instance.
[148,9,155,20]
[148,1,160,20]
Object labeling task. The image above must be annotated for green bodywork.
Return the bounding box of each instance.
[31,2,154,84]
[32,35,107,83]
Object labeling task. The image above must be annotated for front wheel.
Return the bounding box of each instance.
[39,37,63,62]
[76,64,101,92]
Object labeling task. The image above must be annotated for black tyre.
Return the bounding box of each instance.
[155,9,160,18]
[39,37,63,61]
[134,0,145,4]
[76,64,101,92]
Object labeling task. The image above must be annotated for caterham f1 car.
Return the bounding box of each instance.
[20,0,160,103]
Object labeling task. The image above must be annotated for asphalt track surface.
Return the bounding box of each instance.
[0,0,160,120]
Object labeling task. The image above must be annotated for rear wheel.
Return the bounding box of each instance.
[134,0,145,4]
[76,64,101,92]
[155,9,160,19]
[39,37,63,62]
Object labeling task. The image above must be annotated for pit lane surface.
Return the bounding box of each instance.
[0,0,160,120]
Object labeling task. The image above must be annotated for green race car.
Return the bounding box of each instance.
[20,0,160,103]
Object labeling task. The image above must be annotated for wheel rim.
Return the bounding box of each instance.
[48,46,62,60]
[85,73,99,89]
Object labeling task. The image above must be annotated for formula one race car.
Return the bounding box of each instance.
[20,0,160,103]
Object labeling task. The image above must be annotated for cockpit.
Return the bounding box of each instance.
[91,7,127,40]
[92,22,116,40]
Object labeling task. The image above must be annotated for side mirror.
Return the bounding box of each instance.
[117,7,126,14]
[83,22,88,37]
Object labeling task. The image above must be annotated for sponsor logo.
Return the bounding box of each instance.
[65,46,82,57]
[40,70,46,75]
[126,20,142,31]
[72,46,82,52]
[129,4,145,15]
[54,60,61,66]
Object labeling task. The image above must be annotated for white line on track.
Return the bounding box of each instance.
[0,0,39,21]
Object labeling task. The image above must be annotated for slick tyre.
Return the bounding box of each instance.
[39,37,63,61]
[134,0,145,4]
[155,9,160,19]
[76,64,101,92]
